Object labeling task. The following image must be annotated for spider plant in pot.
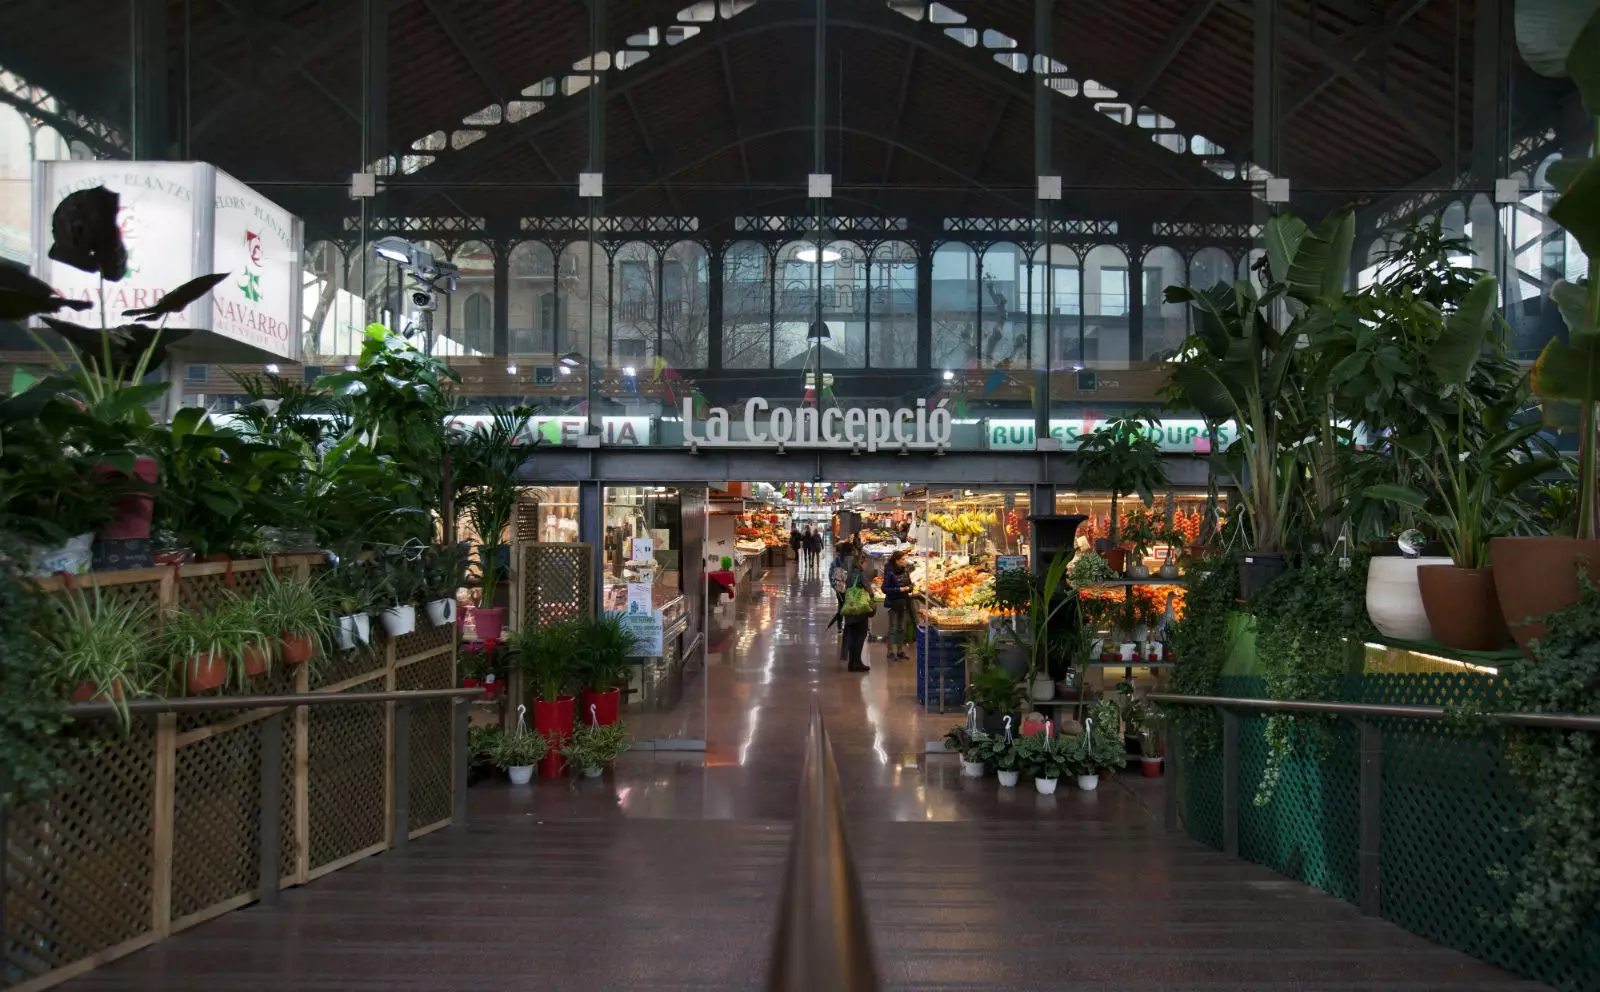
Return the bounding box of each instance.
[510,621,578,777]
[942,724,991,778]
[576,614,641,726]
[41,590,162,727]
[468,723,506,785]
[559,720,633,779]
[420,542,467,626]
[163,599,263,694]
[323,555,382,650]
[1016,731,1075,795]
[257,566,336,667]
[489,719,547,786]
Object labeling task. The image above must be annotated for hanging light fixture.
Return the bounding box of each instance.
[794,246,841,264]
[807,320,832,342]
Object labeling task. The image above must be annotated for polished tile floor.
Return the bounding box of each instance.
[65,562,1543,990]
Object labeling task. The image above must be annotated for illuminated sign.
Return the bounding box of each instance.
[682,397,953,450]
[986,418,1237,452]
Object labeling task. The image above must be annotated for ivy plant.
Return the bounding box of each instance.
[0,544,70,805]
[1164,554,1239,754]
[1249,553,1373,804]
[1496,575,1600,940]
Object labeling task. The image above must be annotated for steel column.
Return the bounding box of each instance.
[130,0,168,159]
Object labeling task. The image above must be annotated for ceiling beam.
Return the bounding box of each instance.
[0,89,124,157]
[622,88,685,215]
[877,43,919,209]
[422,0,561,180]
[1122,0,1222,113]
[715,25,755,209]
[1217,0,1452,165]
[387,3,1235,216]
[959,92,1014,215]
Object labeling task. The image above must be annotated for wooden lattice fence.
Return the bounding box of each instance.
[3,558,458,991]
[511,542,594,631]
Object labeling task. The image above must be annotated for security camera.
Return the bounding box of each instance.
[409,288,437,312]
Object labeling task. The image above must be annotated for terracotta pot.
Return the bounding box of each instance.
[464,605,506,642]
[534,696,575,778]
[185,651,228,693]
[1366,555,1454,641]
[280,633,316,666]
[1416,565,1511,652]
[1140,756,1163,778]
[1489,537,1600,657]
[71,679,126,702]
[580,688,621,727]
[243,642,270,677]
[95,456,158,540]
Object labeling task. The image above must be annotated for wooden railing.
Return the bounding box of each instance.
[4,559,463,991]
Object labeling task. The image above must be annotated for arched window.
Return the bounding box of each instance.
[661,240,709,369]
[931,243,979,371]
[721,240,771,368]
[1029,244,1081,364]
[1188,247,1233,292]
[869,241,917,368]
[463,292,490,330]
[450,240,493,356]
[1142,246,1187,361]
[980,242,1027,367]
[508,241,556,355]
[1084,245,1129,365]
[559,240,607,360]
[773,239,860,369]
[611,241,658,364]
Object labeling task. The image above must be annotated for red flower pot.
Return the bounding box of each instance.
[461,677,483,692]
[464,605,506,642]
[580,688,621,727]
[243,643,270,677]
[185,652,228,694]
[1140,756,1163,778]
[96,456,158,541]
[534,696,575,778]
[280,632,317,666]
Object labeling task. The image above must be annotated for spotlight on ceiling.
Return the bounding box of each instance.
[794,246,842,264]
[942,369,955,381]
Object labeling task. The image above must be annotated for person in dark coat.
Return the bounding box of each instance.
[881,549,914,660]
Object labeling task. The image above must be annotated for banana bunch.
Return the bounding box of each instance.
[929,510,997,538]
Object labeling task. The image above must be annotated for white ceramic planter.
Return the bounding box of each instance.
[997,770,1020,788]
[1034,776,1059,795]
[961,759,986,777]
[336,613,371,651]
[425,598,456,627]
[508,765,534,785]
[1077,774,1100,791]
[380,604,416,637]
[1367,555,1453,641]
[1031,673,1056,701]
[583,766,603,779]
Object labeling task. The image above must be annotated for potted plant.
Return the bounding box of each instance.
[1364,276,1559,650]
[1074,414,1169,573]
[40,590,161,726]
[1016,732,1075,794]
[421,543,467,627]
[226,596,274,678]
[455,407,531,642]
[468,723,506,785]
[1071,699,1128,790]
[163,601,262,694]
[490,724,547,786]
[258,566,336,666]
[942,725,990,778]
[966,663,1022,735]
[559,721,633,778]
[575,614,641,727]
[1120,506,1159,579]
[971,733,1023,787]
[1067,551,1114,589]
[1487,5,1600,653]
[375,552,422,638]
[511,621,578,778]
[324,556,382,650]
[1156,519,1186,579]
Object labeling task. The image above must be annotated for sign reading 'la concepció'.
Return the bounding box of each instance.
[681,397,955,451]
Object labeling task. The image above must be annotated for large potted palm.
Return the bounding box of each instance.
[454,407,531,642]
[1073,414,1168,574]
[1489,1,1600,652]
[511,621,578,778]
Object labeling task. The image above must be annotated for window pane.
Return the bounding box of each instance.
[720,240,770,368]
[661,240,709,369]
[508,241,556,355]
[931,243,978,370]
[980,242,1028,367]
[1142,246,1187,361]
[869,241,917,368]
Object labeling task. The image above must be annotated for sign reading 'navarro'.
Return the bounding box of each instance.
[682,397,954,451]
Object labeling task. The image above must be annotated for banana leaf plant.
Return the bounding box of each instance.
[1515,0,1600,538]
[1364,276,1561,568]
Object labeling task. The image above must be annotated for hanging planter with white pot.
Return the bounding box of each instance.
[336,613,371,651]
[961,759,985,777]
[508,764,534,785]
[1035,776,1059,795]
[379,604,416,638]
[997,769,1020,788]
[1077,773,1100,791]
[425,598,457,627]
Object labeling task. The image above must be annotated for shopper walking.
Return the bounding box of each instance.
[882,549,915,661]
[829,540,855,662]
[804,526,823,573]
[788,524,803,567]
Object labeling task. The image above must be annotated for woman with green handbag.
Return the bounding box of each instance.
[840,553,877,673]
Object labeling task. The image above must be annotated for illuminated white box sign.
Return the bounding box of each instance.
[987,418,1238,453]
[32,161,303,363]
[682,397,953,450]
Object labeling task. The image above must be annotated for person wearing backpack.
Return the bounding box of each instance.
[839,551,877,673]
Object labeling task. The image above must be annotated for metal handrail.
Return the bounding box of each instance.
[63,687,484,721]
[1147,692,1600,732]
[768,702,880,992]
